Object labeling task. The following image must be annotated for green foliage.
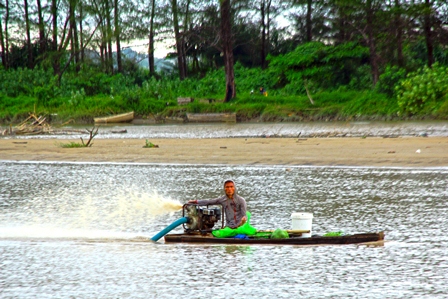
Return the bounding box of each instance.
[396,63,448,115]
[61,67,133,96]
[376,65,407,97]
[267,42,370,93]
[0,68,56,97]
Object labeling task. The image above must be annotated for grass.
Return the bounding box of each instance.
[57,141,87,148]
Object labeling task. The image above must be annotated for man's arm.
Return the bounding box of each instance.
[188,197,223,205]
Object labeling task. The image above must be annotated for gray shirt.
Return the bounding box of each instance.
[197,194,247,228]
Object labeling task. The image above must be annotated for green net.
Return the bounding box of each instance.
[212,211,257,238]
[270,229,290,239]
[323,231,344,237]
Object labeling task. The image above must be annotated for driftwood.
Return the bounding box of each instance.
[80,126,99,147]
[304,83,315,105]
[5,113,53,135]
[1,113,88,136]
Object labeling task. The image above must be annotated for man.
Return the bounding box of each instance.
[188,179,247,228]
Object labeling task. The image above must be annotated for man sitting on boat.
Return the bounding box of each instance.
[188,179,248,228]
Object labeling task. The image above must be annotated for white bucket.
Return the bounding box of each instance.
[291,212,313,238]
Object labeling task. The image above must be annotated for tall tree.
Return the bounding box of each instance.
[365,0,379,85]
[36,0,46,59]
[51,0,60,75]
[394,0,405,67]
[220,0,235,101]
[423,0,434,67]
[69,0,80,71]
[259,0,273,69]
[24,0,33,69]
[114,0,122,73]
[148,0,156,75]
[106,0,113,74]
[171,0,187,80]
[0,1,7,69]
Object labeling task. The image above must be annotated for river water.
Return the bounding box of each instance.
[3,120,448,139]
[1,161,447,298]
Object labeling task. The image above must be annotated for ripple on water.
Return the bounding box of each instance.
[1,162,447,298]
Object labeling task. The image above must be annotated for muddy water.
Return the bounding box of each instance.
[1,162,447,298]
[4,120,447,139]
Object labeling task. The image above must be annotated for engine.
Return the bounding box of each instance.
[183,204,223,233]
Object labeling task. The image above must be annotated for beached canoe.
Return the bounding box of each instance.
[94,111,134,123]
[186,113,236,123]
[164,231,385,245]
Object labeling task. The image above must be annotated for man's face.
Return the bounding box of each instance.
[224,182,235,198]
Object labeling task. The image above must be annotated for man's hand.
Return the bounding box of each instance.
[188,200,198,204]
[237,216,247,227]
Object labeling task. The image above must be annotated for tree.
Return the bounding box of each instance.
[171,0,187,79]
[24,0,33,69]
[220,0,235,101]
[148,0,156,75]
[114,0,122,73]
[0,1,7,69]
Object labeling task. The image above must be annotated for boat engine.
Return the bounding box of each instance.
[183,204,224,233]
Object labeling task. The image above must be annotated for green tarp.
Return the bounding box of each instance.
[212,211,257,238]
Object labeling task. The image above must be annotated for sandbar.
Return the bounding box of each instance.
[1,137,447,167]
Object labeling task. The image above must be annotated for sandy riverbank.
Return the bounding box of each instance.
[1,137,447,167]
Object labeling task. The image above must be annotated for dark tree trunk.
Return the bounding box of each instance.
[366,0,379,85]
[424,0,434,67]
[260,1,266,69]
[394,0,404,67]
[334,3,346,43]
[260,2,266,68]
[79,2,84,63]
[220,0,235,102]
[306,0,312,42]
[148,0,156,75]
[51,0,60,75]
[114,0,122,73]
[182,0,190,76]
[172,0,186,80]
[36,0,46,58]
[24,0,33,68]
[3,0,10,69]
[266,0,271,64]
[106,0,113,74]
[69,0,80,72]
[0,8,5,69]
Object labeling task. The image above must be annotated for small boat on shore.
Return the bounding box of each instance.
[164,231,384,245]
[94,111,134,123]
[186,112,236,123]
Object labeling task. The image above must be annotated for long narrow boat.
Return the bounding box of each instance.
[164,231,385,245]
[94,111,134,123]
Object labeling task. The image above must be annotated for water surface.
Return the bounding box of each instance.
[1,162,447,298]
[3,120,447,139]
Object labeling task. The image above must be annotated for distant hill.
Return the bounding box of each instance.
[121,48,175,72]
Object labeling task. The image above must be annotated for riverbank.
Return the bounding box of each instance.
[1,137,447,167]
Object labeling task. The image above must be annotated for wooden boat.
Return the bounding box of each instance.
[164,231,385,245]
[186,112,236,123]
[94,111,134,123]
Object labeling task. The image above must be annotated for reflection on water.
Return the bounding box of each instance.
[1,162,447,298]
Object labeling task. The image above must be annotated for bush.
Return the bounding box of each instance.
[396,63,448,115]
[376,65,406,97]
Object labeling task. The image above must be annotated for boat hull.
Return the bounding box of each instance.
[164,231,385,245]
[94,111,134,123]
